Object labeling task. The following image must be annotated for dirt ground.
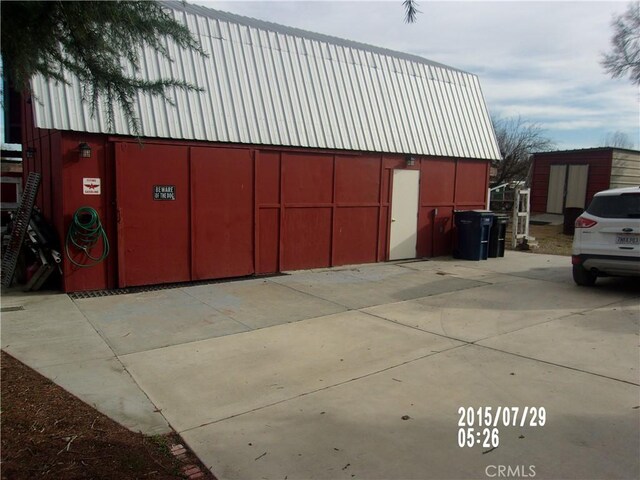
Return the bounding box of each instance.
[507,223,573,257]
[0,351,215,480]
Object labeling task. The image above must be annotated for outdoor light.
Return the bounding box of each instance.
[405,155,416,167]
[78,142,92,158]
[25,147,36,159]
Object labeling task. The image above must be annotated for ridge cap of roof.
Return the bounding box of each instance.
[162,0,471,75]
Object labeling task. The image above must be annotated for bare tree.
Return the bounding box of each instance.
[491,116,555,186]
[601,131,635,149]
[602,1,640,85]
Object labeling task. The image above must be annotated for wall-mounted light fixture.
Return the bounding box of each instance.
[78,142,92,159]
[25,147,36,159]
[405,155,416,167]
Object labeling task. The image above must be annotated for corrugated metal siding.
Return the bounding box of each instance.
[610,150,640,188]
[30,1,501,160]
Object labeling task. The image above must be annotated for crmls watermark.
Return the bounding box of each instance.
[485,465,536,478]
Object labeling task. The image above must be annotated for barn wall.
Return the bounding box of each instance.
[23,131,489,292]
[21,99,115,292]
[20,96,63,236]
[54,133,116,292]
[418,157,489,257]
[530,150,613,213]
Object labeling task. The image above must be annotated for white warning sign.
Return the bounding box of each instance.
[83,177,101,195]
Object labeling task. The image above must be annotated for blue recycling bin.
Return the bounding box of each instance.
[454,211,494,260]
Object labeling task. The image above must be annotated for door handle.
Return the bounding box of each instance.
[392,218,396,222]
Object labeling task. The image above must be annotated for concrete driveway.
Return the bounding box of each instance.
[2,251,638,479]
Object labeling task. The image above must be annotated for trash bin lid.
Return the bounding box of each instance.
[454,209,494,217]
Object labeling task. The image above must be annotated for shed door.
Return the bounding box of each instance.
[547,165,567,214]
[565,164,589,209]
[115,143,190,288]
[389,169,420,260]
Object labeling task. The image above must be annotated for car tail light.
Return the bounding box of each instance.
[575,216,597,228]
[571,255,582,265]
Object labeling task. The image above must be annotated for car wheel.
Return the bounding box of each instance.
[573,264,597,286]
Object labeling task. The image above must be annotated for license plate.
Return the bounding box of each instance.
[616,234,639,245]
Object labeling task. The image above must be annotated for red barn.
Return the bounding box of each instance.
[531,147,640,214]
[19,2,501,292]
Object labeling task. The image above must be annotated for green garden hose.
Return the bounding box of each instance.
[65,207,109,267]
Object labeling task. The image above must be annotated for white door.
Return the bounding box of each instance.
[389,169,420,260]
[565,164,589,208]
[547,165,567,214]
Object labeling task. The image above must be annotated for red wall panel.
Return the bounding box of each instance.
[258,208,279,274]
[433,206,455,257]
[115,143,190,287]
[417,207,433,258]
[35,137,44,209]
[61,134,114,292]
[455,160,488,206]
[335,155,380,204]
[421,158,455,205]
[256,151,281,274]
[333,207,379,266]
[418,206,455,257]
[283,153,333,204]
[282,207,332,270]
[378,205,389,261]
[40,135,51,221]
[191,147,254,280]
[257,151,280,205]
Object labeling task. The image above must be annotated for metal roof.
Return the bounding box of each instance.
[30,1,501,160]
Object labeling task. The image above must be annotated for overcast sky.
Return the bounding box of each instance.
[198,0,638,151]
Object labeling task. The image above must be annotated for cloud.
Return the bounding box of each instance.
[200,0,638,149]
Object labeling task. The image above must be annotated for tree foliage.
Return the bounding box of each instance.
[1,1,205,133]
[491,116,555,186]
[602,1,640,85]
[403,0,421,23]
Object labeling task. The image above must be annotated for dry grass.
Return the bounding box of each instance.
[506,223,573,257]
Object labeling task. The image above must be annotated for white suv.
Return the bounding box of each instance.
[572,186,640,286]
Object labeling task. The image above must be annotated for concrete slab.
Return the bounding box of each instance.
[38,357,170,434]
[468,251,574,283]
[2,332,114,369]
[1,293,115,369]
[397,259,516,284]
[74,289,250,355]
[477,298,640,384]
[2,252,638,477]
[331,263,421,281]
[364,275,632,343]
[183,345,639,480]
[121,310,463,432]
[1,289,170,435]
[182,278,346,329]
[1,302,97,345]
[273,267,487,309]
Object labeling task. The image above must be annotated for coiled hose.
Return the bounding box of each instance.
[65,207,109,267]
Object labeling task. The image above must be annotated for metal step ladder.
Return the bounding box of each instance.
[1,173,41,287]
